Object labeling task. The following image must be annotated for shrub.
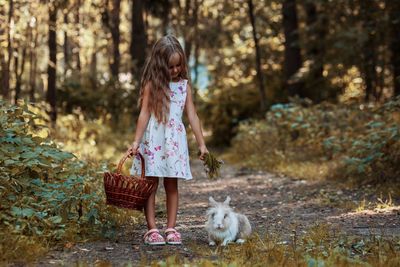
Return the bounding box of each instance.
[229,97,400,183]
[0,100,138,262]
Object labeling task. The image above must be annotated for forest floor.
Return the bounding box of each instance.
[36,160,400,266]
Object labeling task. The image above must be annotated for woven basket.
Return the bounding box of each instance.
[103,152,157,210]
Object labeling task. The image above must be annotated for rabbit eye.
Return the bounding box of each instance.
[224,214,228,219]
[211,213,215,218]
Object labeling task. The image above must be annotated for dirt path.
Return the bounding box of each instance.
[37,161,400,266]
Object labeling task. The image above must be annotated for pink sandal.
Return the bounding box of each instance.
[165,228,182,245]
[143,229,166,245]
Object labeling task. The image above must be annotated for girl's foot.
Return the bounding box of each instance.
[143,229,166,245]
[165,228,182,245]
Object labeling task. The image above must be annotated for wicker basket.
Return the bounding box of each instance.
[103,152,157,210]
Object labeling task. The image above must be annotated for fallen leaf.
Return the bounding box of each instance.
[64,242,74,249]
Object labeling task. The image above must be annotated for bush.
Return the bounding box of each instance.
[201,85,262,146]
[58,72,140,125]
[0,100,138,262]
[229,97,400,183]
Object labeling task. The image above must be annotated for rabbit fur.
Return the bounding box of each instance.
[205,196,252,246]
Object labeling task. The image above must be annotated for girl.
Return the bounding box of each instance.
[126,35,208,245]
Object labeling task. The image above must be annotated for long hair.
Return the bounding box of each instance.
[139,35,189,123]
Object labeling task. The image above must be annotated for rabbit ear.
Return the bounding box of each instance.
[224,196,231,205]
[209,196,217,206]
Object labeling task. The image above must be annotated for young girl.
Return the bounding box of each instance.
[126,35,208,245]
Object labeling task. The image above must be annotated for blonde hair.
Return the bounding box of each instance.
[139,35,189,123]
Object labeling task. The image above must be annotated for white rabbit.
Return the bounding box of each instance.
[205,196,252,246]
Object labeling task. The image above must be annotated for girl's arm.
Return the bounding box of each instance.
[127,83,151,156]
[185,83,209,159]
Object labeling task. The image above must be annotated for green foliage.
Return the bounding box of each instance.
[58,73,140,124]
[199,152,223,179]
[0,100,138,262]
[229,97,400,183]
[49,105,133,163]
[323,98,400,183]
[201,86,264,146]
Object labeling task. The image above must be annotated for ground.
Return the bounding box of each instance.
[37,161,400,266]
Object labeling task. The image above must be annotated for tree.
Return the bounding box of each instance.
[47,3,58,123]
[303,0,326,102]
[13,38,27,103]
[183,0,200,60]
[74,0,81,72]
[0,0,13,100]
[181,0,202,100]
[388,0,400,96]
[282,0,303,98]
[102,0,121,78]
[144,0,171,35]
[28,13,38,102]
[63,10,70,75]
[131,0,147,82]
[0,4,7,99]
[360,0,378,101]
[247,0,267,111]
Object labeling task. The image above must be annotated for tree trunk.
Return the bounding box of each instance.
[6,0,13,100]
[0,3,8,99]
[193,41,200,102]
[247,0,267,111]
[184,0,192,60]
[192,0,202,102]
[90,48,97,89]
[75,0,81,72]
[47,4,58,123]
[1,0,13,100]
[131,0,147,82]
[13,48,20,103]
[282,0,303,98]
[89,26,98,91]
[360,1,378,101]
[29,22,38,102]
[64,12,70,75]
[110,0,121,78]
[161,1,171,35]
[388,1,400,96]
[304,1,326,102]
[14,43,27,103]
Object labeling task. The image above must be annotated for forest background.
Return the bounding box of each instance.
[1,0,400,264]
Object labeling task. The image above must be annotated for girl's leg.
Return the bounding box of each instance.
[144,177,159,230]
[163,178,178,228]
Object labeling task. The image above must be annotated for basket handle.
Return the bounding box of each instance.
[117,152,145,179]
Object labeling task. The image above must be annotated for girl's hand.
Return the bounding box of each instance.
[126,141,139,158]
[198,145,209,160]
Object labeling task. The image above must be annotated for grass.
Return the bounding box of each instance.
[223,146,341,182]
[0,233,48,263]
[150,225,400,267]
[52,227,400,267]
[273,158,338,181]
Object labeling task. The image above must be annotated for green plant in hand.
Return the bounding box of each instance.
[199,152,223,179]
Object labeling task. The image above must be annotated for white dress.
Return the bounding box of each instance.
[130,79,193,180]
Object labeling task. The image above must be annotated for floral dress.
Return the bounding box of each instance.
[130,79,193,180]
